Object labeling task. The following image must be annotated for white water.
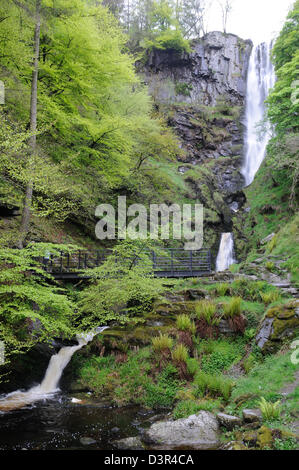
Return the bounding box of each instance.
[0,327,108,412]
[216,42,275,271]
[242,41,276,186]
[216,233,235,272]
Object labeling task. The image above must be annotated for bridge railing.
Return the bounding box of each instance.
[41,248,212,278]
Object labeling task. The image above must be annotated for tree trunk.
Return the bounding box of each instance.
[18,0,41,249]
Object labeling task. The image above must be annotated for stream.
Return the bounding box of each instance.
[0,396,155,450]
[0,328,163,450]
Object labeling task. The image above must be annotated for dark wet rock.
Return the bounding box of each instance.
[141,411,220,449]
[111,427,120,433]
[112,436,145,450]
[219,319,235,335]
[80,437,97,446]
[242,409,262,423]
[256,318,274,350]
[216,413,242,430]
[180,288,208,300]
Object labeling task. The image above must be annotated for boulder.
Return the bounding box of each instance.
[80,437,97,446]
[242,409,262,423]
[141,411,220,450]
[260,233,275,245]
[221,441,248,450]
[112,436,145,450]
[256,301,299,353]
[216,413,242,430]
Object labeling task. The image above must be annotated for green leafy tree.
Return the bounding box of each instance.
[0,243,78,372]
[267,0,299,207]
[78,240,165,329]
[0,0,179,244]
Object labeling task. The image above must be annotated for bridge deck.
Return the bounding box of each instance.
[42,249,212,279]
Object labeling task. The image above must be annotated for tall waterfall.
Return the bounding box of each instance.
[0,327,108,412]
[242,41,276,186]
[216,233,235,272]
[216,42,275,271]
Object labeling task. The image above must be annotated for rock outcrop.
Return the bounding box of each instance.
[141,410,220,449]
[256,301,299,353]
[139,32,252,107]
[138,32,253,253]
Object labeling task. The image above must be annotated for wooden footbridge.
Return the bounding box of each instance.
[42,248,213,279]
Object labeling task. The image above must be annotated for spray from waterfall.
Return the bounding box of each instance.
[0,327,108,412]
[216,41,275,272]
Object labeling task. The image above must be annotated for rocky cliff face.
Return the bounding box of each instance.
[140,32,252,107]
[138,32,253,256]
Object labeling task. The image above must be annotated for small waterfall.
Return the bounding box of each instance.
[0,327,108,412]
[216,233,235,272]
[242,41,276,186]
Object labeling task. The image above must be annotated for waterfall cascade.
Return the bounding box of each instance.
[0,327,108,412]
[242,41,276,186]
[216,41,275,272]
[216,233,235,272]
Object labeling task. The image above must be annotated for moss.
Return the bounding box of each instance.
[257,426,273,449]
[259,301,299,352]
[230,442,248,450]
[236,430,257,447]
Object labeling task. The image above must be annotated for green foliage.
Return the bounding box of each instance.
[216,283,230,296]
[175,82,193,96]
[260,291,280,305]
[152,333,173,351]
[172,398,221,419]
[0,0,180,234]
[223,297,242,318]
[273,437,298,450]
[230,279,270,302]
[172,344,188,363]
[194,370,234,401]
[140,1,191,53]
[265,261,275,271]
[230,351,298,409]
[176,314,196,333]
[0,243,78,368]
[198,338,245,374]
[267,1,299,206]
[77,349,180,409]
[258,397,281,421]
[266,235,278,253]
[78,241,165,329]
[144,28,191,52]
[243,353,258,374]
[195,300,218,325]
[144,363,180,408]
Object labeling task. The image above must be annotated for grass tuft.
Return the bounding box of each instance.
[152,334,173,352]
[223,297,242,318]
[172,344,189,363]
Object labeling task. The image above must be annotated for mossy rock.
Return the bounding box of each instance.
[230,442,248,450]
[152,300,196,317]
[256,301,299,353]
[235,430,257,448]
[257,426,273,449]
[100,323,174,351]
